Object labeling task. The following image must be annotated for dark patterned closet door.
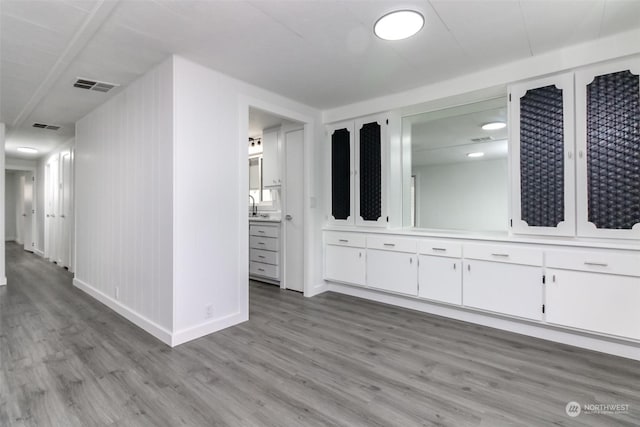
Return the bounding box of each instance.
[331,128,351,221]
[586,70,640,230]
[359,121,382,222]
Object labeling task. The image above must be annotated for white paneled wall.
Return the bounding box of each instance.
[74,59,174,337]
[1,123,5,285]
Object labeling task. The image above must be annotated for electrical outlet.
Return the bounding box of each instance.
[205,304,213,319]
[115,287,119,300]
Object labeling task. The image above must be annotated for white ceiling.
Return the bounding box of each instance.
[2,0,640,159]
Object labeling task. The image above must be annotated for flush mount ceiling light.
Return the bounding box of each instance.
[481,121,506,130]
[17,147,38,154]
[374,10,424,40]
[467,152,485,158]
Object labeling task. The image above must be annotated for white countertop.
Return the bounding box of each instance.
[249,216,281,223]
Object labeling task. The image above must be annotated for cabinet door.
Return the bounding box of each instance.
[418,255,461,305]
[509,73,575,236]
[366,249,417,295]
[463,260,543,321]
[327,121,355,225]
[324,244,365,286]
[546,268,640,340]
[355,114,387,227]
[262,128,281,187]
[575,58,640,239]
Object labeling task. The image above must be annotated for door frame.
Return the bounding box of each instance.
[5,163,38,255]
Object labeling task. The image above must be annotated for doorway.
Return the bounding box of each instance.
[4,168,36,252]
[247,107,306,293]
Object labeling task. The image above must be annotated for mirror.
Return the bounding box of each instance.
[403,97,509,232]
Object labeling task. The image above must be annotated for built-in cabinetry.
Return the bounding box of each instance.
[323,230,640,347]
[327,113,387,227]
[509,58,640,239]
[262,127,281,188]
[249,222,281,283]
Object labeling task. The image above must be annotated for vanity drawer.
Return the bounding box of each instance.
[250,261,279,279]
[250,248,279,265]
[367,236,417,253]
[418,240,462,258]
[464,243,543,266]
[325,232,366,248]
[546,249,640,277]
[250,224,280,238]
[249,236,279,252]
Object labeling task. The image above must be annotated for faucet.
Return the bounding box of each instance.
[249,195,257,216]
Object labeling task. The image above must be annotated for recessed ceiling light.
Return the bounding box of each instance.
[374,10,424,41]
[482,122,506,130]
[467,152,485,158]
[17,147,38,154]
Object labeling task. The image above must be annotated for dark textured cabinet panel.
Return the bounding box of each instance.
[359,122,382,222]
[519,85,565,227]
[331,128,351,220]
[586,70,640,230]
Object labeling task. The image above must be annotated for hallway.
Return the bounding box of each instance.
[1,242,639,426]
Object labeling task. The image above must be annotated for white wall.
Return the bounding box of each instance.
[35,158,45,254]
[414,158,508,231]
[4,172,17,241]
[74,58,174,340]
[0,124,5,285]
[171,56,323,343]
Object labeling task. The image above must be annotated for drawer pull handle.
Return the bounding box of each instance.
[258,256,265,259]
[383,243,396,247]
[432,247,447,252]
[258,242,265,245]
[339,239,349,243]
[491,253,509,257]
[409,257,412,264]
[467,264,471,272]
[453,263,456,271]
[359,252,362,258]
[584,262,608,267]
[258,230,265,233]
[258,268,265,272]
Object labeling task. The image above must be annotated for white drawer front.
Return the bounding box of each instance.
[418,240,462,258]
[250,224,280,238]
[250,261,279,279]
[324,232,366,248]
[250,248,279,265]
[464,243,543,266]
[367,236,417,253]
[249,236,279,252]
[546,249,640,277]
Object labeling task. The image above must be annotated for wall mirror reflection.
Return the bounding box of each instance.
[403,97,509,232]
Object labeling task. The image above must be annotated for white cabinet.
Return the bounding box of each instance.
[327,113,387,227]
[418,256,461,305]
[463,243,544,321]
[367,249,417,296]
[324,232,365,286]
[249,222,280,282]
[508,72,575,237]
[546,269,640,341]
[262,127,281,188]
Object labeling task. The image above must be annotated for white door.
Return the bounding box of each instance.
[16,174,25,244]
[45,158,59,262]
[324,245,365,286]
[22,172,34,252]
[59,151,72,268]
[366,249,418,296]
[418,255,462,305]
[284,129,304,292]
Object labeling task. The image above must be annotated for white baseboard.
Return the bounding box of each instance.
[305,282,328,297]
[33,249,44,257]
[171,312,247,347]
[5,237,16,242]
[0,277,6,286]
[328,282,640,362]
[73,278,173,345]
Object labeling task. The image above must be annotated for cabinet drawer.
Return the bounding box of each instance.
[325,232,366,248]
[250,248,279,265]
[367,236,417,253]
[250,224,280,238]
[249,236,279,252]
[546,249,640,277]
[418,240,462,258]
[464,243,542,266]
[250,261,279,279]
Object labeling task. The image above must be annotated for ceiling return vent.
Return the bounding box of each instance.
[73,77,119,93]
[33,123,61,131]
[470,136,493,142]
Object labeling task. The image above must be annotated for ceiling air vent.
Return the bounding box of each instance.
[33,123,61,131]
[73,77,119,93]
[470,136,493,143]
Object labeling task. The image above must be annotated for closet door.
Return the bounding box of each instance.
[576,58,640,239]
[355,114,387,227]
[59,150,73,268]
[327,121,354,225]
[509,73,575,236]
